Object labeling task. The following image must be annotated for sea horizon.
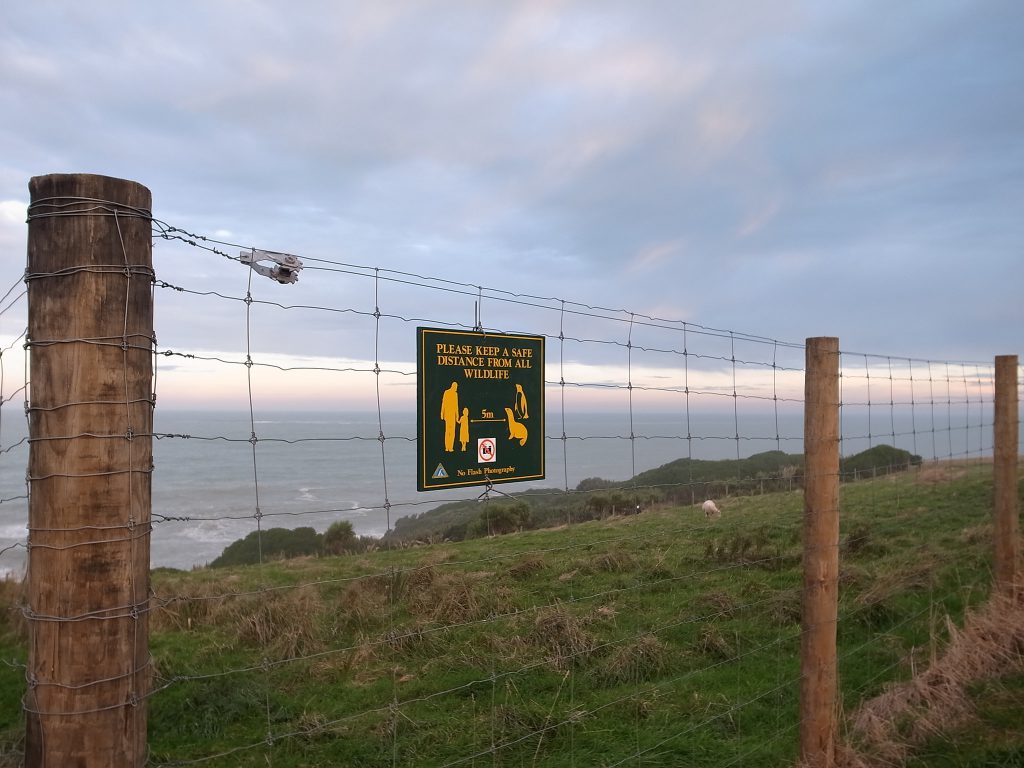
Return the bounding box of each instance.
[0,405,999,576]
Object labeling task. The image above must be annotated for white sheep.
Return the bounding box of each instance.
[702,499,721,520]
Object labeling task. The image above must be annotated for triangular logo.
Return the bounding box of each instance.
[432,463,449,479]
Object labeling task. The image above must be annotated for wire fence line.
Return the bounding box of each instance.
[0,198,1019,767]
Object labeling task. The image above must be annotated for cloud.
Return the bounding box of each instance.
[627,239,684,272]
[0,0,1021,373]
[0,200,26,258]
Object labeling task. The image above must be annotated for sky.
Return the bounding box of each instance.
[1,1,1022,410]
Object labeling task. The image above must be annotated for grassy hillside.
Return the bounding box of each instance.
[388,446,915,544]
[0,461,1019,767]
[389,448,807,543]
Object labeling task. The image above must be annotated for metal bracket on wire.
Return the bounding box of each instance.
[476,478,513,503]
[239,248,304,284]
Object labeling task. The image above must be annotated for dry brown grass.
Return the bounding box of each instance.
[694,590,737,619]
[150,576,229,632]
[427,575,485,624]
[476,629,531,662]
[854,558,937,610]
[387,564,437,608]
[589,548,637,573]
[378,621,442,657]
[507,554,546,579]
[959,522,993,546]
[837,584,1024,767]
[767,590,803,627]
[221,586,326,657]
[530,603,596,670]
[331,580,388,633]
[596,633,668,685]
[696,624,736,660]
[401,569,513,625]
[594,604,618,623]
[914,460,976,485]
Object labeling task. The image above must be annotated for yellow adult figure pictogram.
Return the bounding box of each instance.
[440,381,459,452]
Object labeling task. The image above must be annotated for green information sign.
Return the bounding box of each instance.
[417,327,545,491]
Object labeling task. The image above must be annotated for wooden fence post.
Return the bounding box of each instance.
[993,355,1020,592]
[25,174,153,767]
[800,337,840,767]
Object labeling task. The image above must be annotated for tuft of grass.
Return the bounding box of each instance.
[767,590,803,627]
[378,622,443,659]
[703,527,795,570]
[696,624,736,661]
[694,590,737,620]
[224,586,325,657]
[530,604,596,670]
[854,558,936,609]
[590,548,638,573]
[425,573,485,624]
[331,580,387,634]
[388,565,438,610]
[596,633,669,686]
[507,554,547,579]
[843,523,887,558]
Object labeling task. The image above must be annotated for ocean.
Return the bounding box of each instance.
[0,406,997,575]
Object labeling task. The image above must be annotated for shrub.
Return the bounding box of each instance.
[323,520,357,555]
[467,501,531,537]
[210,527,322,567]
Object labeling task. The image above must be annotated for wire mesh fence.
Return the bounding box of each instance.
[0,199,1019,767]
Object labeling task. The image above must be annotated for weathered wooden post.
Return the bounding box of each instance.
[800,337,840,767]
[25,174,153,767]
[993,355,1020,593]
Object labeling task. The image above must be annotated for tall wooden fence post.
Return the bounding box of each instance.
[993,355,1020,592]
[800,337,840,767]
[25,174,153,767]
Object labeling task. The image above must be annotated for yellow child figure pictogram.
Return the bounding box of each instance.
[458,407,470,451]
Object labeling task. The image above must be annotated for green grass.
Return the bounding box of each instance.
[0,462,1021,766]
